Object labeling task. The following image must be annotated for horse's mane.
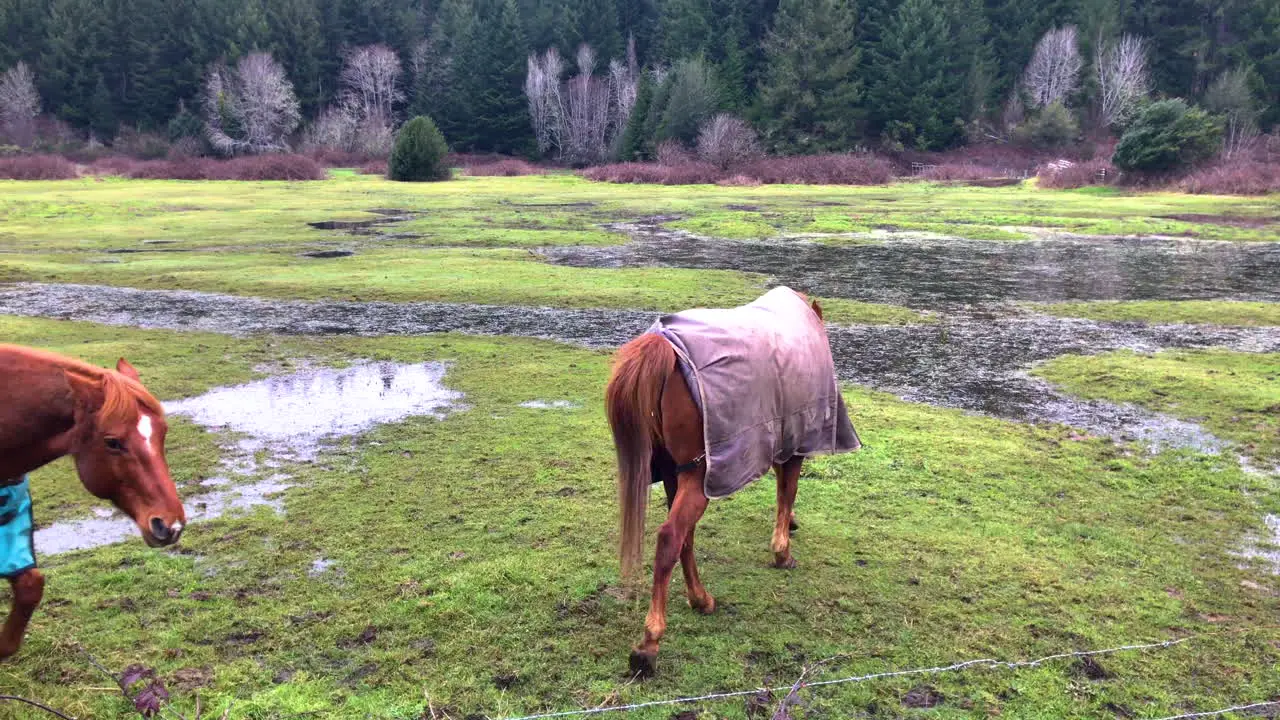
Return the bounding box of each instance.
[2,344,164,425]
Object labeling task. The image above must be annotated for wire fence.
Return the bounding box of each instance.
[3,631,1278,720]
[492,633,1276,720]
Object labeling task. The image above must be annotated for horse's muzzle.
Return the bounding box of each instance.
[146,517,184,546]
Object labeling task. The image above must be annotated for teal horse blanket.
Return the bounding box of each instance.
[650,287,861,499]
[0,477,35,578]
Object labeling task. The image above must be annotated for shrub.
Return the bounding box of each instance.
[1177,161,1280,195]
[655,139,694,166]
[107,154,326,180]
[113,128,172,159]
[462,159,543,176]
[87,156,143,177]
[225,154,326,180]
[919,163,1005,181]
[1013,102,1079,148]
[581,153,894,186]
[0,154,78,180]
[580,161,720,185]
[697,114,761,170]
[1113,99,1222,172]
[1036,159,1118,189]
[388,116,449,182]
[358,160,388,175]
[739,154,894,185]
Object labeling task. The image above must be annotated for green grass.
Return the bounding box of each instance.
[3,316,1278,719]
[1036,349,1280,464]
[1034,300,1280,327]
[2,174,1277,257]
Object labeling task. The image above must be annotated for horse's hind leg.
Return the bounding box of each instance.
[772,457,803,569]
[631,475,708,678]
[0,569,44,659]
[660,459,714,614]
[680,523,715,614]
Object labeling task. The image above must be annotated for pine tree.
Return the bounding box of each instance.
[658,0,714,61]
[620,69,655,159]
[867,0,971,149]
[575,0,623,61]
[755,0,862,152]
[616,0,658,64]
[266,0,325,117]
[415,0,475,141]
[460,0,533,153]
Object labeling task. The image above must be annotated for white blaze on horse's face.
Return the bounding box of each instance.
[136,414,154,454]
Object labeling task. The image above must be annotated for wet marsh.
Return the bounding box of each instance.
[0,174,1278,718]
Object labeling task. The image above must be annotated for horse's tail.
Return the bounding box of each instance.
[606,332,674,581]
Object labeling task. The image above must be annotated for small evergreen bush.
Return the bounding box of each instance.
[388,116,450,182]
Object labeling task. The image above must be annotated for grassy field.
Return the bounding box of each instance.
[1,174,1278,719]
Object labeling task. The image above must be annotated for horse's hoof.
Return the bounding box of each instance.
[690,594,716,615]
[629,649,658,678]
[789,518,800,533]
[773,555,797,570]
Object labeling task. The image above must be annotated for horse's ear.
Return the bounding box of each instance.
[810,299,824,321]
[116,358,141,381]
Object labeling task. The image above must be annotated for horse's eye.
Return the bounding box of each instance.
[104,438,125,452]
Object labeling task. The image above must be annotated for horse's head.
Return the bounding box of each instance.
[71,358,185,548]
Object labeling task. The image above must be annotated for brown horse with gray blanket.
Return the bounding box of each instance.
[607,287,861,676]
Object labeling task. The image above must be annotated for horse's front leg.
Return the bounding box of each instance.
[0,569,44,659]
[772,457,803,569]
[630,476,707,678]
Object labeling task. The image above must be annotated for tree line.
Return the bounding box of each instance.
[0,0,1277,157]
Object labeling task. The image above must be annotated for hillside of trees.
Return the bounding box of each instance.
[0,0,1277,161]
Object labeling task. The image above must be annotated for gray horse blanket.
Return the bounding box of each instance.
[650,287,861,499]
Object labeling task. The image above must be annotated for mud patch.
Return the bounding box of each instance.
[302,250,355,259]
[34,361,464,555]
[1159,214,1278,229]
[550,218,1280,307]
[902,685,943,708]
[5,283,1280,454]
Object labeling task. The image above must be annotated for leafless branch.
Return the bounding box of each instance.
[339,45,404,123]
[1097,34,1148,127]
[0,61,40,147]
[1023,26,1082,108]
[203,52,300,155]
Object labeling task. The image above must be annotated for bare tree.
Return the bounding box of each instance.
[0,61,40,147]
[525,42,639,165]
[1206,68,1260,159]
[1023,26,1083,108]
[696,114,760,169]
[525,48,565,155]
[203,52,301,155]
[564,45,611,165]
[340,45,404,122]
[1096,34,1148,127]
[302,104,358,152]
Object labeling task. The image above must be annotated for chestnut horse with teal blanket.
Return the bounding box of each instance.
[607,287,861,676]
[0,344,185,658]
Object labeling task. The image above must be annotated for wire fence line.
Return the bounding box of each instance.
[3,631,1277,720]
[490,634,1276,720]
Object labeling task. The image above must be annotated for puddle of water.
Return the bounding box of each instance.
[520,400,581,410]
[1235,514,1280,574]
[309,557,337,577]
[542,218,1280,308]
[165,362,463,462]
[34,362,464,556]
